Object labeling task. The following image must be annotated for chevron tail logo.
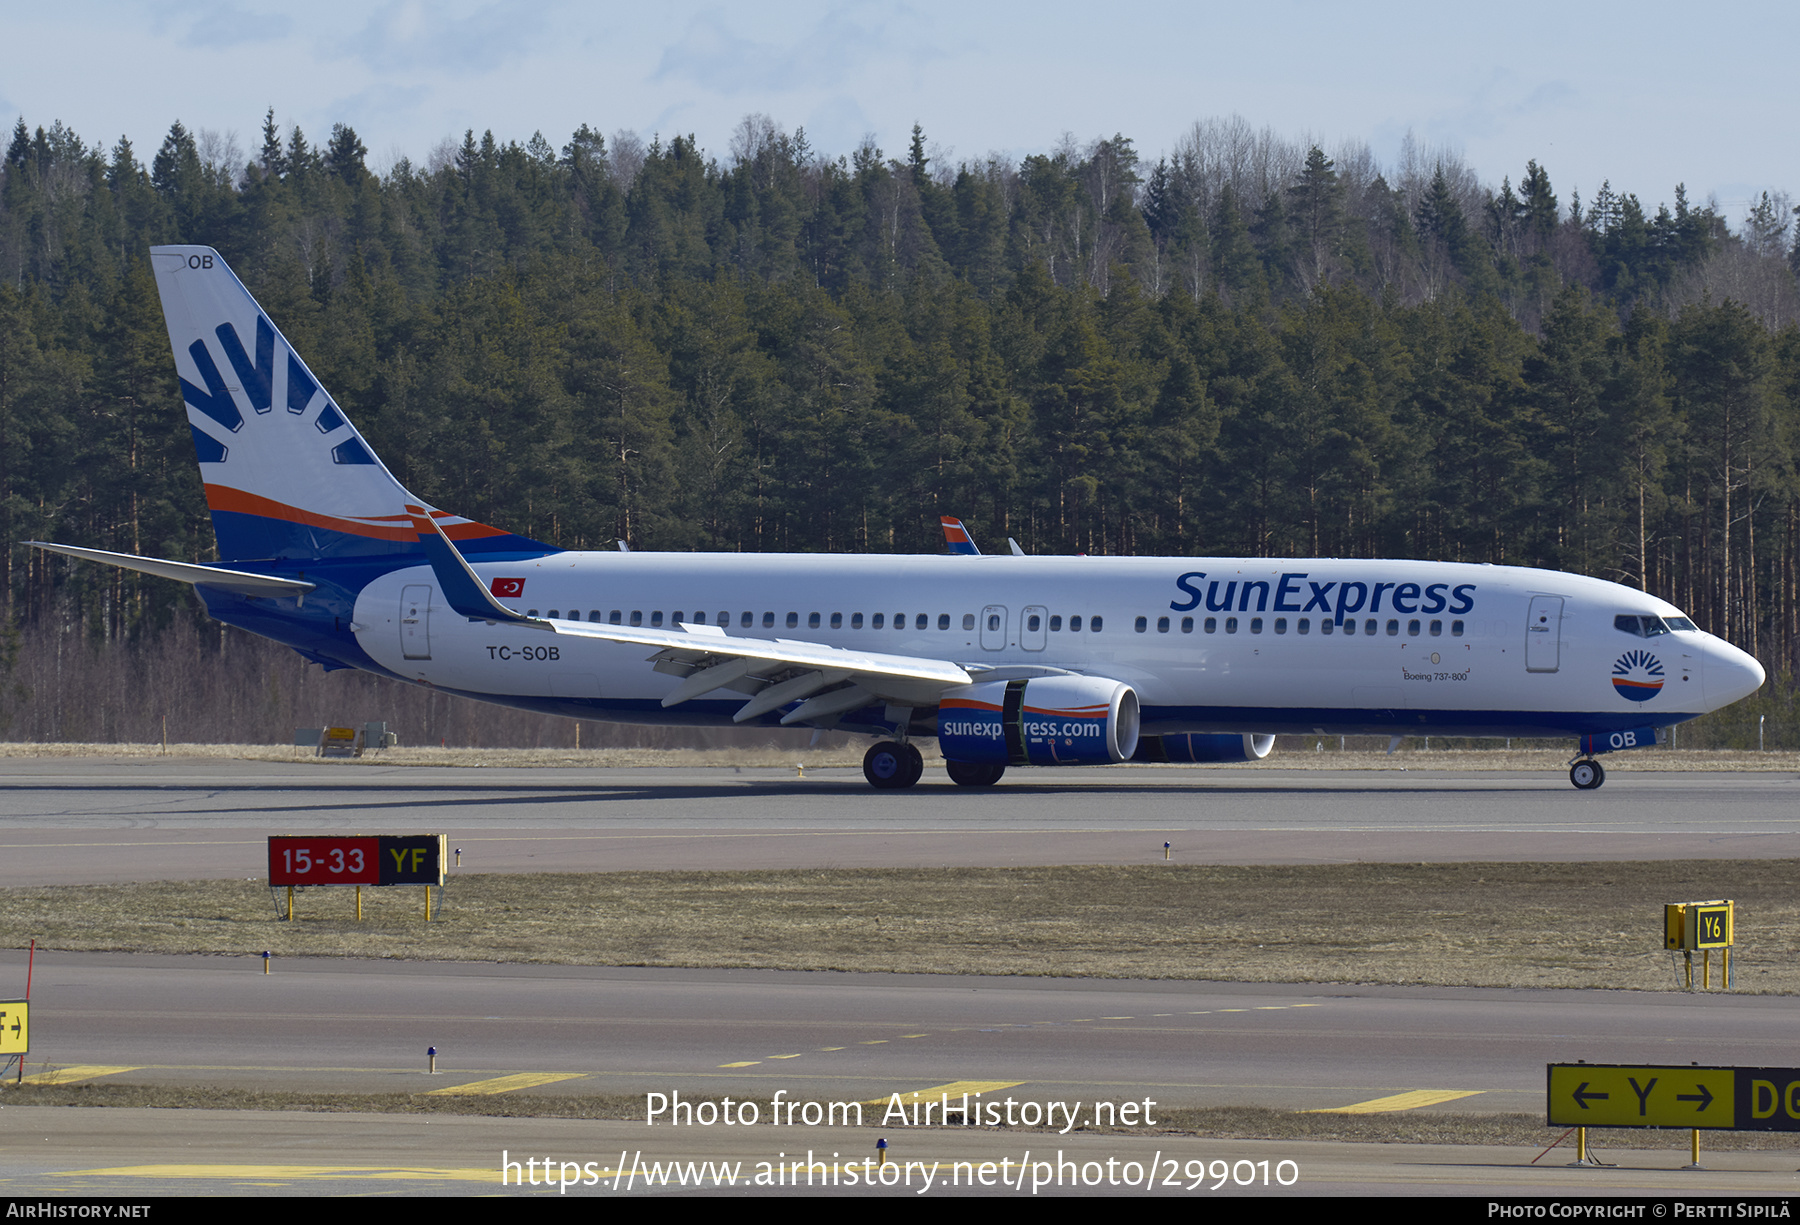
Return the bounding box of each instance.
[1612,649,1665,702]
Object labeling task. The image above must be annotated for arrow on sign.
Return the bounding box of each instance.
[1677,1084,1715,1111]
[1571,1082,1609,1109]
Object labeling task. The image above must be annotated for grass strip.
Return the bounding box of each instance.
[1,860,1794,991]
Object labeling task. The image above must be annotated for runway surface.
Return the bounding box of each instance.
[0,758,1796,885]
[2,757,1797,1196]
[4,950,1797,1196]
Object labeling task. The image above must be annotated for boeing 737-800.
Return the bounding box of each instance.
[28,247,1767,790]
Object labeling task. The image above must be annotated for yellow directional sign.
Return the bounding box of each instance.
[1548,1063,1800,1132]
[0,999,26,1055]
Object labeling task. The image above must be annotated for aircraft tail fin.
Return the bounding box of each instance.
[150,246,548,563]
[940,517,980,555]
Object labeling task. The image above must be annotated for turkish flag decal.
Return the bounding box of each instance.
[489,577,525,598]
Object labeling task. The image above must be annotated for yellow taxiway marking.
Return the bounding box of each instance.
[717,1061,760,1068]
[766,1053,803,1059]
[818,1046,845,1051]
[424,1072,586,1096]
[859,1040,887,1045]
[1309,1089,1484,1114]
[902,1033,928,1038]
[22,1065,140,1086]
[1101,1016,1133,1020]
[57,1164,493,1183]
[864,1080,1025,1107]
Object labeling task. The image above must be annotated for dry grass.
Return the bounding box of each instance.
[0,861,1789,991]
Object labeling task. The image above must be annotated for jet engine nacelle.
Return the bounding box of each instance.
[1133,733,1276,763]
[937,675,1140,766]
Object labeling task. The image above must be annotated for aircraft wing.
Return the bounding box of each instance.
[405,507,969,725]
[26,542,316,598]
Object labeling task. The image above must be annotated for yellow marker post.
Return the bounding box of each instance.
[356,886,362,921]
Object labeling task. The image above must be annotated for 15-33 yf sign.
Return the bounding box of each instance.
[268,835,445,887]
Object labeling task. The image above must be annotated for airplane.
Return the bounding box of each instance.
[27,247,1768,791]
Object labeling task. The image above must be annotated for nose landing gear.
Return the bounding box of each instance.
[1569,758,1606,790]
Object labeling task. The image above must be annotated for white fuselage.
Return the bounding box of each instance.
[351,552,1762,738]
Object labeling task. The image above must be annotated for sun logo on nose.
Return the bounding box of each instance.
[1612,649,1664,702]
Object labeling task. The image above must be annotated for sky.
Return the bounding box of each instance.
[3,0,1795,227]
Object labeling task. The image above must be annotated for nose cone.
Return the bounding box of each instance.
[1703,638,1766,710]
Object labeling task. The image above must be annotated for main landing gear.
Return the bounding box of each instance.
[863,740,924,789]
[1569,758,1606,790]
[945,760,1006,787]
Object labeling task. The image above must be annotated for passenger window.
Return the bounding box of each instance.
[786,612,799,628]
[1451,620,1464,637]
[1298,618,1310,634]
[808,612,820,629]
[609,610,622,625]
[672,612,684,625]
[1070,616,1082,631]
[1204,617,1216,633]
[1250,617,1263,633]
[1364,618,1377,635]
[1322,619,1335,636]
[916,614,928,630]
[546,609,559,619]
[1156,616,1169,633]
[762,612,775,628]
[852,612,864,629]
[1050,615,1062,632]
[1429,619,1442,636]
[717,612,730,627]
[1408,619,1420,636]
[872,613,885,629]
[1225,617,1238,633]
[830,612,842,629]
[740,611,753,628]
[1181,616,1193,633]
[1385,619,1398,636]
[987,614,1000,631]
[650,611,664,627]
[1135,616,1148,633]
[630,610,643,626]
[940,614,952,630]
[1090,616,1103,632]
[963,613,975,630]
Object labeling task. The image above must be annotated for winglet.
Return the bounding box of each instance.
[940,517,980,555]
[404,504,546,628]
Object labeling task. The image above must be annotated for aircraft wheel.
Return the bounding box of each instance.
[898,742,925,788]
[1569,759,1605,790]
[864,741,922,789]
[946,760,1005,787]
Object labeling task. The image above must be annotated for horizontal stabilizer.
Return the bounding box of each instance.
[27,542,315,598]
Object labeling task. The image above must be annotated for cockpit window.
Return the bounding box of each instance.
[1666,617,1698,632]
[1614,614,1671,637]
